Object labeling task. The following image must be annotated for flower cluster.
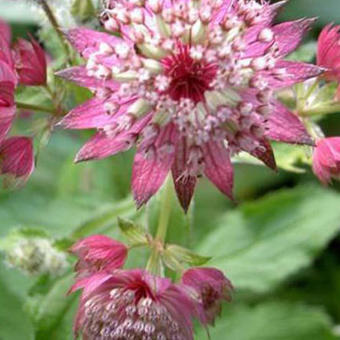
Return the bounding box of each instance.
[0,20,47,186]
[4,236,67,276]
[69,235,232,339]
[58,0,323,210]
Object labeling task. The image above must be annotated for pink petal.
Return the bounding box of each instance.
[273,18,316,57]
[58,97,134,129]
[0,136,34,184]
[250,138,277,170]
[0,60,16,106]
[0,105,15,143]
[262,61,324,89]
[202,141,233,200]
[75,114,151,162]
[132,124,177,207]
[66,28,128,58]
[13,37,47,86]
[0,19,11,44]
[171,138,197,212]
[267,101,313,145]
[56,66,120,91]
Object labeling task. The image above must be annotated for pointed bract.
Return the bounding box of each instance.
[0,136,34,186]
[13,37,47,86]
[267,101,313,145]
[203,141,234,200]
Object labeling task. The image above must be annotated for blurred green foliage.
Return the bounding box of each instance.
[1,1,340,340]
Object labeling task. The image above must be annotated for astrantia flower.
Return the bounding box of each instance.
[317,25,340,84]
[182,267,232,325]
[70,269,199,339]
[70,235,128,277]
[0,22,36,186]
[58,0,322,210]
[312,137,340,184]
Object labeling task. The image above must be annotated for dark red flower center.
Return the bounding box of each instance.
[162,45,218,103]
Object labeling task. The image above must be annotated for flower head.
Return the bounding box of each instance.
[70,235,128,277]
[13,36,47,86]
[182,267,232,325]
[70,269,199,339]
[312,137,340,184]
[59,0,322,210]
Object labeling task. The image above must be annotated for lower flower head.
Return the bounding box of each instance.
[70,269,199,340]
[312,137,340,184]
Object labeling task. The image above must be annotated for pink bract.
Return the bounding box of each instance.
[13,37,47,86]
[317,24,340,82]
[70,235,128,277]
[182,267,232,325]
[70,269,199,340]
[58,0,322,210]
[0,136,34,185]
[312,137,340,184]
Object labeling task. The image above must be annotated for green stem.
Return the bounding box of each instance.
[39,0,73,64]
[299,103,340,117]
[16,101,56,114]
[146,177,173,275]
[155,176,173,242]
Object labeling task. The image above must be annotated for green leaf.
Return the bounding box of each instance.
[163,244,211,269]
[196,302,338,340]
[71,0,96,21]
[25,274,77,340]
[117,217,149,246]
[197,185,340,293]
[287,42,316,63]
[0,263,34,340]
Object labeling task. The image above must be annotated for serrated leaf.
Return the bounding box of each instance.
[164,244,211,268]
[117,217,148,246]
[196,302,338,340]
[197,185,340,293]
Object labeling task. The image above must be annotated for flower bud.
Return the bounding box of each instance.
[13,36,47,86]
[0,137,34,187]
[182,267,233,325]
[1,230,67,276]
[312,137,340,184]
[70,235,128,277]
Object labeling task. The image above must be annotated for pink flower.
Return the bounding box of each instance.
[70,235,128,277]
[312,137,340,184]
[13,36,47,86]
[0,136,34,186]
[58,0,322,210]
[182,267,232,325]
[70,269,199,339]
[317,25,340,83]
